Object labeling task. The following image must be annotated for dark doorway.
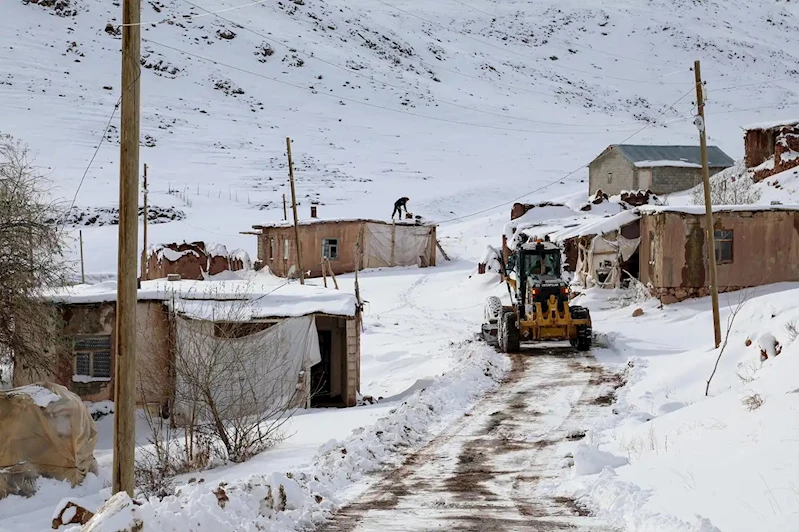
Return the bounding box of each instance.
[311,330,333,406]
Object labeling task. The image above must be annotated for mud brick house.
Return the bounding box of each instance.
[249,217,438,278]
[638,205,799,303]
[15,275,361,412]
[144,241,250,281]
[744,119,799,181]
[588,144,734,196]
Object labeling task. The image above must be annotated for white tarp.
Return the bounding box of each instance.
[172,315,321,423]
[363,223,433,268]
[575,234,640,289]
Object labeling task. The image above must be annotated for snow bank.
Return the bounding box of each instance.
[565,284,799,532]
[82,342,509,531]
[572,444,628,476]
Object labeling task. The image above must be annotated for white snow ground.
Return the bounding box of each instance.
[4,0,799,530]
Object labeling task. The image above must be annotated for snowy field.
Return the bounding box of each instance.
[3,0,799,529]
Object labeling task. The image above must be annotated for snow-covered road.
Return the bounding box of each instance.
[319,348,620,532]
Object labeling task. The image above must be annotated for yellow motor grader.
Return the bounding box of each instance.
[481,235,592,352]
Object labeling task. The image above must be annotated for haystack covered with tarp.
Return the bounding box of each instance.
[0,382,98,498]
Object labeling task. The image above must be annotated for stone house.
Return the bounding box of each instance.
[639,205,799,303]
[249,218,438,278]
[744,119,799,181]
[15,276,362,412]
[588,144,734,196]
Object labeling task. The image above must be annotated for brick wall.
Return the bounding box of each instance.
[589,151,635,195]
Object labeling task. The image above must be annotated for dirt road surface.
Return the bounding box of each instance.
[318,348,621,532]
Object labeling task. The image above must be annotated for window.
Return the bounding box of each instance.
[322,238,339,260]
[269,238,275,261]
[73,335,112,379]
[607,172,613,184]
[283,238,290,260]
[714,230,733,264]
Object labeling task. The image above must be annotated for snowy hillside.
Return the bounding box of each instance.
[4,0,799,269]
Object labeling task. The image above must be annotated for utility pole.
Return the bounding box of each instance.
[694,59,722,348]
[286,137,304,284]
[282,193,287,221]
[141,163,148,280]
[114,0,141,497]
[79,230,85,284]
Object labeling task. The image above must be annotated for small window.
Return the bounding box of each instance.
[269,238,275,261]
[74,335,112,379]
[607,172,613,184]
[714,230,733,264]
[283,239,290,260]
[322,238,339,260]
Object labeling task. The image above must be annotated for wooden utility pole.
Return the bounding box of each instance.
[79,230,85,284]
[694,60,722,348]
[286,137,304,284]
[283,193,287,221]
[114,0,141,497]
[141,163,148,280]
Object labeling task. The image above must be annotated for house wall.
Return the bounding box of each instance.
[640,210,799,303]
[651,166,725,194]
[589,150,635,195]
[258,221,363,278]
[745,129,777,169]
[146,241,244,281]
[14,302,172,405]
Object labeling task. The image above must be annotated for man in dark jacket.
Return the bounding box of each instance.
[392,196,409,220]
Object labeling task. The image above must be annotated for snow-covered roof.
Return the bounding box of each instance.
[744,118,799,131]
[633,160,702,168]
[549,210,641,242]
[252,218,433,229]
[638,204,799,215]
[605,144,734,168]
[42,272,357,319]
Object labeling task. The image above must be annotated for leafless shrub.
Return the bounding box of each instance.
[690,161,761,206]
[706,288,755,396]
[0,133,70,379]
[786,320,799,344]
[742,392,765,411]
[735,362,760,385]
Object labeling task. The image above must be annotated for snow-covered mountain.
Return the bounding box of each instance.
[4,0,799,269]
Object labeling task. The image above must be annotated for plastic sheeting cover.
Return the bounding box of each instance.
[0,382,98,498]
[363,223,433,268]
[173,315,321,422]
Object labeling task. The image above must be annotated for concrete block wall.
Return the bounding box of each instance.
[345,318,359,407]
[651,167,725,194]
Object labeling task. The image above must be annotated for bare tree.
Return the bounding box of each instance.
[0,133,69,377]
[134,290,312,495]
[690,161,761,206]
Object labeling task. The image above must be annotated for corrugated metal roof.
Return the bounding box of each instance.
[609,144,734,168]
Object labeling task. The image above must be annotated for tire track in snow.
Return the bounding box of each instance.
[317,349,622,532]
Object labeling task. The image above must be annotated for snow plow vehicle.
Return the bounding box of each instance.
[481,236,592,352]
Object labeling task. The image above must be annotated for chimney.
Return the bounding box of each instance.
[310,205,318,218]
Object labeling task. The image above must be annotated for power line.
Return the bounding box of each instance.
[59,62,142,233]
[372,0,688,86]
[448,0,680,68]
[174,0,653,130]
[120,0,273,27]
[142,38,668,135]
[435,86,696,225]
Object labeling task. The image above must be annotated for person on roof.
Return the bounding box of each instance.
[392,196,409,220]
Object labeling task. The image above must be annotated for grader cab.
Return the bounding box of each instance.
[481,236,592,352]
